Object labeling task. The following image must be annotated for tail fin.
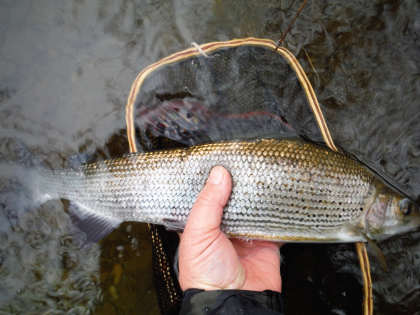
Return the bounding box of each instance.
[0,162,56,237]
[0,163,62,205]
[0,162,122,244]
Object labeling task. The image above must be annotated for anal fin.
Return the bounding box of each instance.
[65,200,123,243]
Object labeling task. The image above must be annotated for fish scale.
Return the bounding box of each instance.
[41,138,389,242]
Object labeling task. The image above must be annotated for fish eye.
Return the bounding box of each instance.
[399,199,413,216]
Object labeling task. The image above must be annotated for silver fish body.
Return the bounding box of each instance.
[44,139,420,242]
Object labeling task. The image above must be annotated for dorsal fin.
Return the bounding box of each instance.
[299,136,418,206]
[349,153,418,206]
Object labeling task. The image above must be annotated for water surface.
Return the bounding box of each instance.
[1,1,420,314]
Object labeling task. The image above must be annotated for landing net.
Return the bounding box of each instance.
[124,38,372,315]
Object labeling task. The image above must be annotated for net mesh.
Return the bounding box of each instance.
[149,225,182,315]
[131,43,324,152]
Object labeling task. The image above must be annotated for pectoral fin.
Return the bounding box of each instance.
[162,218,186,231]
[360,231,389,272]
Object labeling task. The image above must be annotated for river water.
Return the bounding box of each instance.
[0,1,419,314]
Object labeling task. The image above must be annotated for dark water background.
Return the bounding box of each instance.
[0,1,420,314]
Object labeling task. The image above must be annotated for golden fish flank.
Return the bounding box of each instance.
[45,139,420,243]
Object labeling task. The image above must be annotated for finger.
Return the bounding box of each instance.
[183,166,232,237]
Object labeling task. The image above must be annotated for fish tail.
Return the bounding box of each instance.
[0,162,64,207]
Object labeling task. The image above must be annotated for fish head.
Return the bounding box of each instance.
[366,188,420,240]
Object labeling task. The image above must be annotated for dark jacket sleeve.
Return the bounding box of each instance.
[179,289,284,315]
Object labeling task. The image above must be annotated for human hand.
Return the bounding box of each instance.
[178,166,282,292]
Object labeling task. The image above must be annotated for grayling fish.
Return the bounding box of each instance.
[39,138,420,242]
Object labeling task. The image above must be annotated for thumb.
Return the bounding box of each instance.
[183,166,232,239]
